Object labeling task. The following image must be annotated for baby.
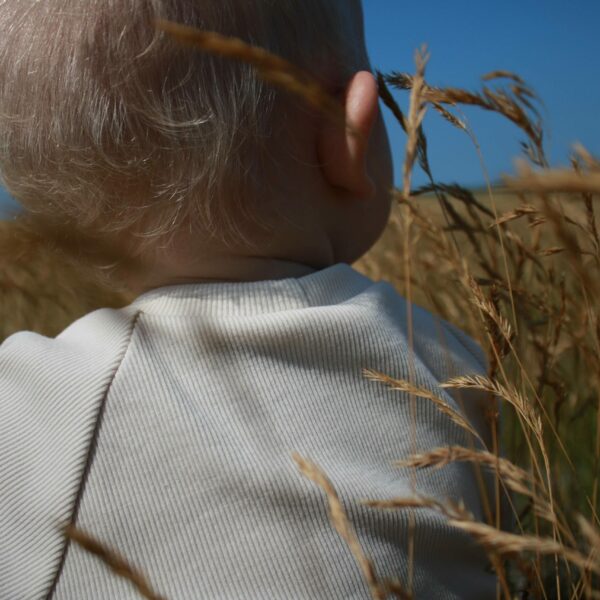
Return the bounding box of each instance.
[0,1,498,598]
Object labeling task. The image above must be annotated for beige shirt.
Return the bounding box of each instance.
[0,263,496,599]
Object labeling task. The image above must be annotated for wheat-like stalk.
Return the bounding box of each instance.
[65,526,167,600]
[362,368,485,446]
[441,374,542,439]
[153,19,357,139]
[506,160,600,194]
[291,452,412,600]
[394,446,534,498]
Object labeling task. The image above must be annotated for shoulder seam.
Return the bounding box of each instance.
[46,309,142,598]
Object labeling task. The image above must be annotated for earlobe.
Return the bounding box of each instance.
[317,71,379,200]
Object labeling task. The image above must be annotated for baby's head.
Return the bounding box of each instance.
[0,1,393,291]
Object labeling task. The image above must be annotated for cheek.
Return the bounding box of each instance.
[369,114,394,192]
[365,117,395,256]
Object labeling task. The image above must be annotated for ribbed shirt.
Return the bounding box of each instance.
[0,262,497,599]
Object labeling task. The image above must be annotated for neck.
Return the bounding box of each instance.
[125,255,326,295]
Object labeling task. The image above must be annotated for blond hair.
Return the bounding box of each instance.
[0,1,370,257]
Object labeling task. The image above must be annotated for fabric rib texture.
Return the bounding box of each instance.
[1,262,497,599]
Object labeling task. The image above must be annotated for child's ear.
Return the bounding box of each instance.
[317,71,379,200]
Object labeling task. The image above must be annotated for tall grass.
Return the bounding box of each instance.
[2,25,600,600]
[355,48,600,599]
[0,219,130,341]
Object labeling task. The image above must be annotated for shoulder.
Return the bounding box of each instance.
[0,306,140,599]
[0,306,142,417]
[437,317,487,372]
[422,309,488,380]
[370,279,487,376]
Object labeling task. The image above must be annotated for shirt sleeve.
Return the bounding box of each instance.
[0,308,139,599]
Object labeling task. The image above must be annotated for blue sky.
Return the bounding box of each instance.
[362,0,600,187]
[1,1,599,213]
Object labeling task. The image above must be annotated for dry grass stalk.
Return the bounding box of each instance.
[360,494,471,521]
[366,73,592,596]
[401,46,430,200]
[440,372,559,533]
[360,495,513,598]
[571,143,600,172]
[579,516,600,556]
[506,160,600,194]
[394,445,570,544]
[384,70,545,167]
[537,246,565,257]
[154,19,357,139]
[441,375,542,440]
[362,368,484,445]
[489,205,538,228]
[465,275,514,349]
[361,493,596,594]
[65,526,167,600]
[291,452,412,600]
[395,60,432,547]
[364,283,501,532]
[395,446,534,498]
[430,102,466,130]
[446,520,599,578]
